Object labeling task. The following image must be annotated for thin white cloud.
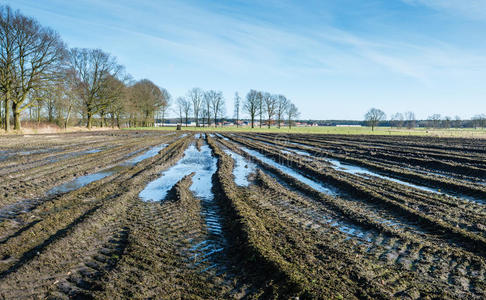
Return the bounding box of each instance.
[402,0,486,20]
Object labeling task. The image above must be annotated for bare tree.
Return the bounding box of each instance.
[68,48,123,129]
[188,88,203,127]
[210,91,224,127]
[244,90,259,128]
[129,79,165,127]
[159,88,171,126]
[364,108,386,131]
[443,116,452,129]
[258,91,264,128]
[203,90,215,127]
[0,5,66,130]
[472,114,486,129]
[180,97,192,127]
[276,95,289,129]
[390,112,404,128]
[453,116,461,128]
[404,111,416,129]
[286,102,300,129]
[101,75,128,128]
[176,97,185,125]
[234,92,240,128]
[264,93,277,128]
[54,68,79,129]
[427,114,442,129]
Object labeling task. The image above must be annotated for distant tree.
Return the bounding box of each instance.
[203,90,223,127]
[188,88,203,127]
[287,102,300,129]
[427,114,442,129]
[129,79,165,127]
[263,94,277,128]
[68,48,123,129]
[244,90,259,128]
[258,91,264,128]
[0,5,66,130]
[177,97,192,127]
[453,116,462,128]
[276,95,289,129]
[159,88,171,126]
[443,116,452,129]
[364,108,386,131]
[404,111,416,129]
[390,112,404,128]
[472,114,486,129]
[203,91,212,127]
[176,97,185,125]
[234,92,241,128]
[210,91,224,127]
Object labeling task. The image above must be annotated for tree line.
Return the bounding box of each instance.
[1,6,301,132]
[174,89,300,129]
[365,108,486,130]
[0,6,170,131]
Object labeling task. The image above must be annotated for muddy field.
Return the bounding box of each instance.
[0,130,485,299]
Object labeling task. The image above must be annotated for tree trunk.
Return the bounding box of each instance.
[37,104,41,125]
[4,96,10,132]
[12,102,21,131]
[65,105,72,129]
[87,111,93,129]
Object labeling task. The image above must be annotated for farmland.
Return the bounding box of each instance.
[0,131,485,299]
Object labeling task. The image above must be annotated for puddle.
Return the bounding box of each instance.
[223,149,256,186]
[0,199,42,222]
[47,171,114,195]
[241,147,337,196]
[215,133,229,141]
[140,143,228,274]
[139,144,217,202]
[122,144,168,166]
[47,144,168,196]
[328,159,437,194]
[327,158,485,204]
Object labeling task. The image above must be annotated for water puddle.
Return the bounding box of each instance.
[223,149,256,186]
[139,143,227,274]
[240,147,337,196]
[47,171,114,195]
[215,133,229,141]
[328,159,437,194]
[0,199,41,222]
[122,144,168,166]
[327,158,484,203]
[47,144,169,196]
[139,144,216,201]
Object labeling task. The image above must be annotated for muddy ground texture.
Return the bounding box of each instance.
[0,131,485,299]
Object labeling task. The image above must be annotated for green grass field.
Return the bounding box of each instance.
[124,126,486,138]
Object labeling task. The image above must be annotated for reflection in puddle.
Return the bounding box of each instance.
[122,144,167,166]
[140,143,227,274]
[327,158,484,204]
[241,147,337,196]
[139,144,216,201]
[48,144,168,196]
[47,171,113,195]
[223,149,256,187]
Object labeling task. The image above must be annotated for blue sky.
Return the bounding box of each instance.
[4,0,486,120]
